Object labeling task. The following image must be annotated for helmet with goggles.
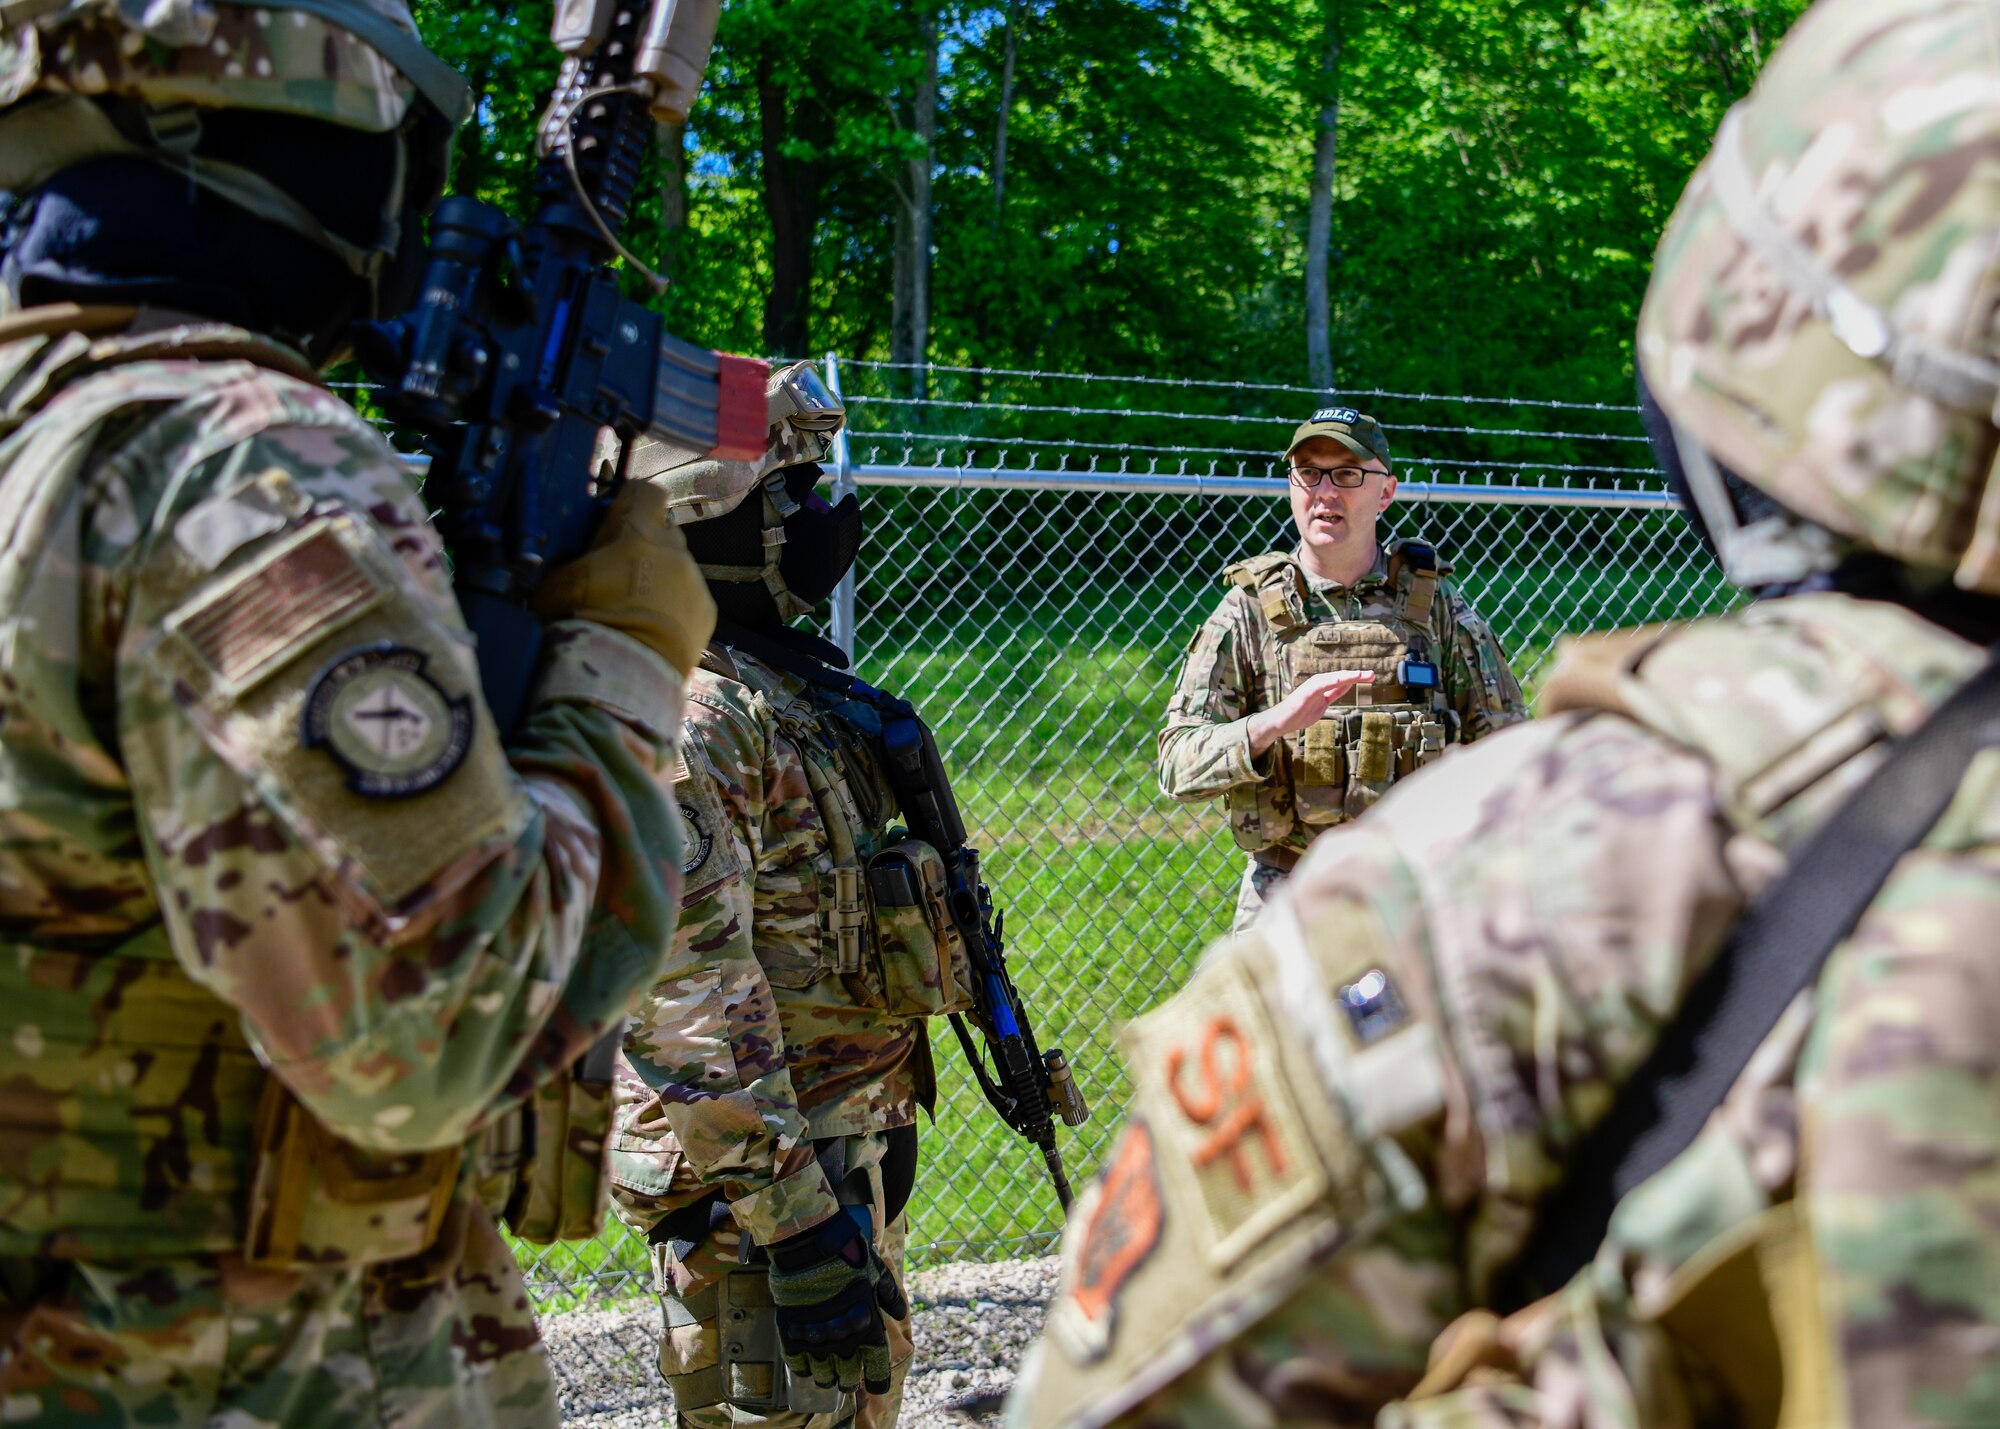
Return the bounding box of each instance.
[645,360,853,621]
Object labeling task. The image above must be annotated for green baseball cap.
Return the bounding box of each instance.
[1286,406,1393,472]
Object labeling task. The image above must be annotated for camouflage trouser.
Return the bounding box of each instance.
[653,1133,914,1429]
[0,1200,558,1428]
[1232,858,1290,932]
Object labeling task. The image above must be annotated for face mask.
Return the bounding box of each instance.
[683,461,862,623]
[776,464,862,607]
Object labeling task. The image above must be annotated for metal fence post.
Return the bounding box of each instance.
[824,351,857,662]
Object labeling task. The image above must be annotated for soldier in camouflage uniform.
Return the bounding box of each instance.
[1013,0,2000,1424]
[0,4,714,1424]
[611,366,962,1429]
[1158,410,1525,931]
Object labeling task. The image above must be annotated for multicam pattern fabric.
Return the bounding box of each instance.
[2,1203,557,1428]
[1157,541,1524,924]
[0,0,459,131]
[612,642,923,1248]
[1637,0,2000,593]
[0,313,687,1424]
[641,361,841,522]
[1012,591,2000,1429]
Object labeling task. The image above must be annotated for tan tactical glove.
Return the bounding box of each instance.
[533,480,717,676]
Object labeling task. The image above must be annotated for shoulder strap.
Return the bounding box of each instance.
[1509,645,2000,1306]
[1385,538,1445,623]
[713,616,888,706]
[1223,551,1293,584]
[1224,553,1307,634]
[0,309,320,435]
[1536,626,1677,720]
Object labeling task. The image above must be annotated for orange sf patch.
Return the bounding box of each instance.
[1053,1120,1164,1361]
[1166,1015,1289,1193]
[1123,958,1332,1267]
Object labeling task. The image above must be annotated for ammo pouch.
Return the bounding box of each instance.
[504,1029,620,1245]
[710,1264,849,1417]
[1295,706,1450,826]
[865,838,975,1018]
[1227,777,1298,851]
[243,1078,460,1269]
[660,1260,848,1418]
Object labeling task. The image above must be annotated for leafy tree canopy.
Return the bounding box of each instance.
[412,0,1806,405]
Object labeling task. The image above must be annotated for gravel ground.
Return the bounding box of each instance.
[544,1257,1058,1428]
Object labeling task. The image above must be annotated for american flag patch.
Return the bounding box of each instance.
[168,519,383,691]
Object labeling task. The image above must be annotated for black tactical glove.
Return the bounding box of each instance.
[766,1213,908,1394]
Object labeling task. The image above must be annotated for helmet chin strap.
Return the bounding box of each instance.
[1673,420,1846,589]
[694,470,816,620]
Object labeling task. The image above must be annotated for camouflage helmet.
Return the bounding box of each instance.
[1638,0,2000,594]
[0,0,470,295]
[640,360,844,524]
[635,360,846,619]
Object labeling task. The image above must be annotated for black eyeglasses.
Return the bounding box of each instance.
[1287,464,1384,490]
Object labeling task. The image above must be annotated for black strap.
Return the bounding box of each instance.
[1509,646,2000,1306]
[713,616,904,710]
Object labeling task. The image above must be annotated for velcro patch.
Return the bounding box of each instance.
[1048,1120,1165,1362]
[1124,954,1329,1268]
[166,518,385,693]
[674,724,744,905]
[142,509,528,913]
[302,644,474,799]
[1310,406,1360,424]
[678,801,713,878]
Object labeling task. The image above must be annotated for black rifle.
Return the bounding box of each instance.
[357,0,764,735]
[717,621,1090,1212]
[349,2,756,1241]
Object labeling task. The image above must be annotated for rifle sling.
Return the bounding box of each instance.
[1509,646,2000,1307]
[711,617,893,708]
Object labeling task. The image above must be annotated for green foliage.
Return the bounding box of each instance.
[409,0,1806,396]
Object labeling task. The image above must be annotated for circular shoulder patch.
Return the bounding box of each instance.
[303,645,475,799]
[678,800,713,877]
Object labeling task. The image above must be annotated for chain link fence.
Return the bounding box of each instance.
[512,359,1740,1342]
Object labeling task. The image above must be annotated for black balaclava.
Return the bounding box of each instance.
[683,462,862,634]
[0,109,424,364]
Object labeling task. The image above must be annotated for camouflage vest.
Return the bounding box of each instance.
[702,644,974,1023]
[0,311,493,1263]
[1459,592,1998,1426]
[1221,541,1452,851]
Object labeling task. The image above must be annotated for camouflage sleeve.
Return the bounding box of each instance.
[1011,712,1747,1428]
[1436,581,1528,739]
[115,399,685,1155]
[617,692,839,1245]
[1156,588,1274,801]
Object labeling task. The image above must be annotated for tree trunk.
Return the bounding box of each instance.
[656,119,686,279]
[892,6,938,399]
[992,0,1023,222]
[1305,3,1341,391]
[759,59,831,359]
